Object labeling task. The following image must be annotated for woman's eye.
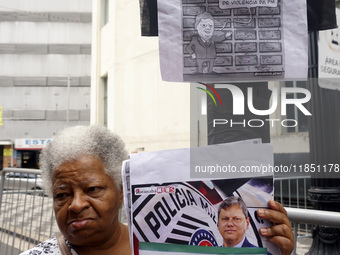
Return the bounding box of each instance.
[88,186,101,192]
[55,193,66,199]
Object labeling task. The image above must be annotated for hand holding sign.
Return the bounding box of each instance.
[258,201,294,255]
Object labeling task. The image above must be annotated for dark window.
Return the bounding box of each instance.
[103,0,109,25]
[103,76,108,127]
[284,81,309,133]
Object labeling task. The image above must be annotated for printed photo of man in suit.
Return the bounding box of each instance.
[217,196,272,254]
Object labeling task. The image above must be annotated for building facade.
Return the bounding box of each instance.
[90,0,191,153]
[0,0,92,169]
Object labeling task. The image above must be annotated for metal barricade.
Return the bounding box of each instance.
[0,168,59,255]
[286,207,340,255]
[274,176,312,239]
[0,171,334,255]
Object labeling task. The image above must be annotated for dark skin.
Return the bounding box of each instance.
[258,200,294,255]
[52,155,131,255]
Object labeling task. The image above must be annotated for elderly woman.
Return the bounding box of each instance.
[20,125,131,255]
[21,125,293,255]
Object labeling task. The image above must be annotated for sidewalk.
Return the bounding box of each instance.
[0,241,20,255]
[296,236,313,255]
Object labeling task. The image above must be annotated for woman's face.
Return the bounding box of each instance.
[52,155,122,247]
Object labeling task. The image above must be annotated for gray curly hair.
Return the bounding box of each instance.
[39,125,128,197]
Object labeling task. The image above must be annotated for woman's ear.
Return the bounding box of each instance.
[119,183,124,204]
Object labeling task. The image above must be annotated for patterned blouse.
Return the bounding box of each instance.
[19,236,78,255]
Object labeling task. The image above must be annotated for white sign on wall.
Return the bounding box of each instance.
[15,139,52,150]
[318,9,340,90]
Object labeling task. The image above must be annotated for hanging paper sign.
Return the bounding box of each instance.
[318,9,340,90]
[158,0,308,82]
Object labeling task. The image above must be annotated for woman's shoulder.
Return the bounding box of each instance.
[19,236,62,255]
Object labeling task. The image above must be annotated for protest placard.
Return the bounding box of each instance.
[122,141,280,254]
[158,0,308,82]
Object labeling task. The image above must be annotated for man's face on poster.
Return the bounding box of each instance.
[217,204,250,247]
[196,18,214,41]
